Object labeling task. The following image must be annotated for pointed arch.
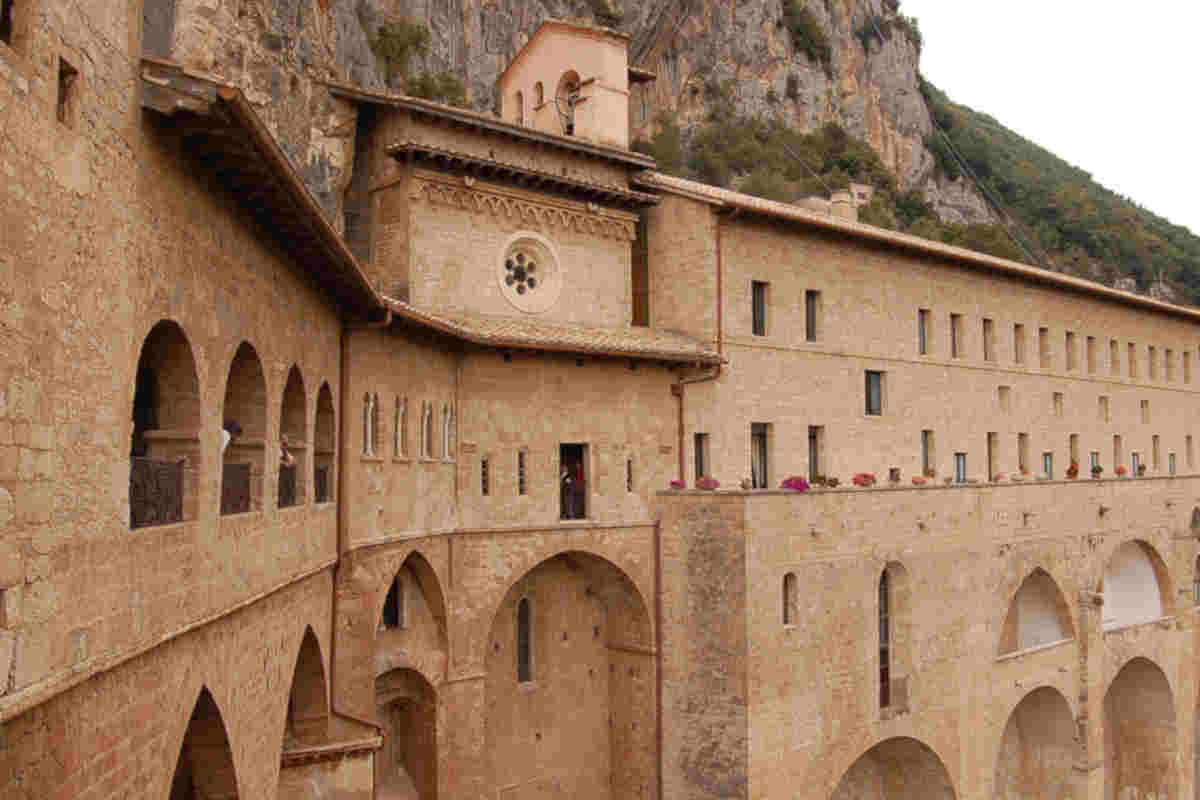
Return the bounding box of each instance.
[1101,540,1172,630]
[997,568,1074,655]
[221,341,267,514]
[278,365,306,507]
[832,737,955,800]
[130,319,202,528]
[374,550,450,681]
[168,687,239,799]
[375,667,437,800]
[1105,657,1176,800]
[314,382,335,502]
[993,687,1076,798]
[879,561,911,712]
[283,626,329,747]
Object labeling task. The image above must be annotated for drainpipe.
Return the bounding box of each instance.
[671,210,725,481]
[654,516,664,800]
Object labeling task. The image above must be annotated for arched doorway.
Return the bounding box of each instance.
[485,551,654,800]
[375,668,437,800]
[168,687,238,799]
[831,737,955,800]
[993,687,1077,798]
[1104,657,1175,800]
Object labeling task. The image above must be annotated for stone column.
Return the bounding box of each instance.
[1075,589,1104,800]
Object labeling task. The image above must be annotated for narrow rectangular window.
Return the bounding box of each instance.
[1090,451,1100,472]
[1099,395,1110,422]
[921,430,935,476]
[1053,392,1064,417]
[57,57,79,127]
[1132,451,1141,476]
[1141,399,1150,424]
[865,371,884,416]
[1039,327,1050,369]
[950,314,962,358]
[751,423,770,489]
[1152,435,1161,471]
[1087,336,1097,374]
[1113,435,1123,471]
[879,572,890,709]
[998,385,1011,414]
[1189,435,1195,469]
[1166,348,1175,382]
[983,318,995,361]
[517,450,527,495]
[918,309,930,355]
[1043,452,1054,479]
[1111,339,1120,375]
[1017,433,1029,474]
[560,443,588,520]
[954,453,967,483]
[1170,452,1177,476]
[808,425,824,481]
[1148,346,1158,380]
[987,432,998,480]
[1,0,13,46]
[481,457,490,496]
[694,432,709,482]
[1013,324,1026,365]
[1065,331,1076,371]
[517,597,533,683]
[751,281,768,337]
[805,290,820,342]
[1128,342,1137,378]
[1186,351,1193,384]
[626,456,634,493]
[1070,434,1080,467]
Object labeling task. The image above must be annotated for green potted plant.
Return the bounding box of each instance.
[1091,464,1104,478]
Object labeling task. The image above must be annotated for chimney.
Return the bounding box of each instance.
[831,191,857,222]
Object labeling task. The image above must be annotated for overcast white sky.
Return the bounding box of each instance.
[902,0,1199,237]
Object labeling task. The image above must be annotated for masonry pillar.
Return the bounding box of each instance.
[438,674,486,799]
[1076,589,1104,800]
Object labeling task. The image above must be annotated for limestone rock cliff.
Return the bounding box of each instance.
[168,0,993,227]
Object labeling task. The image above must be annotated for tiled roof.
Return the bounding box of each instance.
[384,300,721,364]
[636,171,1200,321]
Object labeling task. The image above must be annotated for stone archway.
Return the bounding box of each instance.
[1101,540,1171,630]
[998,569,1074,655]
[485,550,655,800]
[831,736,955,800]
[1105,657,1176,800]
[375,667,437,800]
[168,687,239,799]
[993,687,1077,798]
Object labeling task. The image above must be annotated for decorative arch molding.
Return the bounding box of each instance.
[1099,539,1174,630]
[830,736,957,800]
[415,177,638,242]
[997,568,1075,655]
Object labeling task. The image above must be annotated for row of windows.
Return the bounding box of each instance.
[746,284,1198,388]
[479,445,636,517]
[362,395,455,462]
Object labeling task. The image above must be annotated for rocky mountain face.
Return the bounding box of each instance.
[169,0,992,226]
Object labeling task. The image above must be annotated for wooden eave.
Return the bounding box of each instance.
[140,58,385,318]
[325,81,657,171]
[387,141,659,208]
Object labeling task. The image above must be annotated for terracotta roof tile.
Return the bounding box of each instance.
[384,300,721,364]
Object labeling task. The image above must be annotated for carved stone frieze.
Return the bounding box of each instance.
[414,179,637,242]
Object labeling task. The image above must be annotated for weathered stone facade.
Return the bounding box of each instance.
[2,8,1200,800]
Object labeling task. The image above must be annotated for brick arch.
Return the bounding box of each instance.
[281,625,329,747]
[1098,539,1174,630]
[165,685,241,800]
[993,686,1077,799]
[278,365,306,507]
[997,567,1076,655]
[830,736,956,800]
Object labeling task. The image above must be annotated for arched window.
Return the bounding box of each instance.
[514,90,524,124]
[1194,556,1200,606]
[517,596,533,682]
[997,569,1074,654]
[1102,540,1169,630]
[130,320,201,528]
[394,396,407,458]
[534,81,544,106]
[422,402,434,459]
[362,393,379,457]
[221,342,267,515]
[314,383,335,502]
[382,574,406,630]
[555,71,581,135]
[878,562,911,712]
[783,573,798,625]
[447,405,456,459]
[278,366,306,508]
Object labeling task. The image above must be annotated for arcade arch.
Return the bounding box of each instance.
[993,687,1077,798]
[221,342,267,514]
[1101,540,1171,630]
[278,365,306,508]
[998,569,1074,654]
[168,687,239,800]
[831,736,955,800]
[1104,657,1175,800]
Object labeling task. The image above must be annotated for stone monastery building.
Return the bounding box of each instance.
[3,4,1200,800]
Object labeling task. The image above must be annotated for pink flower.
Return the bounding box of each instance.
[852,472,876,487]
[696,476,720,490]
[669,479,686,490]
[780,476,810,492]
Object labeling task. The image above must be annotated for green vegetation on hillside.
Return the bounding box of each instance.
[779,0,832,78]
[372,21,468,108]
[633,105,1024,262]
[921,78,1200,301]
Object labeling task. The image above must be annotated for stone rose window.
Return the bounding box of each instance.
[497,232,562,313]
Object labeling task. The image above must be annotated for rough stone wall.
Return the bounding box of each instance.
[658,477,1200,799]
[642,193,719,349]
[652,200,1200,490]
[0,570,335,799]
